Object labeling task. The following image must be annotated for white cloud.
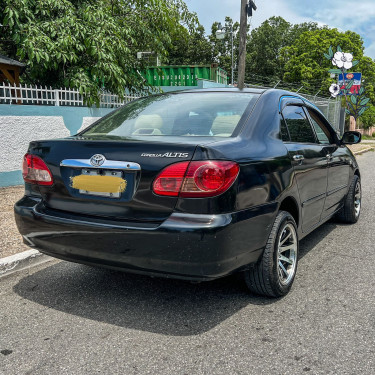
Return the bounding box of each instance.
[364,43,375,59]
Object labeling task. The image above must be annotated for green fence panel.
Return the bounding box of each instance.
[143,65,228,86]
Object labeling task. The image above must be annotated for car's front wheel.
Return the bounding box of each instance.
[244,211,299,297]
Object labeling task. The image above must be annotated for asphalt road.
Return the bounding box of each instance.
[1,152,375,375]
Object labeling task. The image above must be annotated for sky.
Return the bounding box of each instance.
[185,0,375,59]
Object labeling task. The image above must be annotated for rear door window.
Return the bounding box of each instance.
[306,108,334,144]
[282,105,316,143]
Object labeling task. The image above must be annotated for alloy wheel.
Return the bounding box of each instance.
[354,181,361,218]
[277,223,298,285]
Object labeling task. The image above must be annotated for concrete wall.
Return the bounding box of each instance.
[0,80,231,187]
[0,105,114,187]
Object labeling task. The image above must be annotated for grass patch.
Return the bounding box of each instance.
[361,134,375,140]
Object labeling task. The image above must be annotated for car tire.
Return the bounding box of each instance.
[336,175,361,224]
[244,211,299,298]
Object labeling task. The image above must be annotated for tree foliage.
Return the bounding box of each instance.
[0,0,198,104]
[359,104,375,129]
[358,56,375,104]
[1,3,375,109]
[282,28,364,94]
[166,24,213,65]
[207,17,240,81]
[245,17,319,83]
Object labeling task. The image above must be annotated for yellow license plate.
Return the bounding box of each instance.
[71,174,127,194]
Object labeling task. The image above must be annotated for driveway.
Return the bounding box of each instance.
[1,152,375,375]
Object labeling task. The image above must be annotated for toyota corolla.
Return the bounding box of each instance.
[14,89,362,297]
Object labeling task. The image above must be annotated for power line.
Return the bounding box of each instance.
[244,73,333,97]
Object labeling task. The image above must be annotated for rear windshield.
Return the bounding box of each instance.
[81,92,259,138]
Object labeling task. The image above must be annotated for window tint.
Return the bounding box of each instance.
[282,105,316,143]
[307,109,333,144]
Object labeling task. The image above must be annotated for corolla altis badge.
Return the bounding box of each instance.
[90,154,106,167]
[141,152,189,158]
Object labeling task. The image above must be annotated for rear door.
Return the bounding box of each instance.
[281,104,328,232]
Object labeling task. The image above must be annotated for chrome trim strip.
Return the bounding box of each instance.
[326,184,348,197]
[32,206,156,231]
[160,213,233,230]
[31,206,232,231]
[60,159,141,170]
[301,192,326,207]
[302,184,348,208]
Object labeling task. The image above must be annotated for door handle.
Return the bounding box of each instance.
[293,154,304,161]
[326,153,333,160]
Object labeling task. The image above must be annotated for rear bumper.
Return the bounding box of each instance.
[14,196,277,280]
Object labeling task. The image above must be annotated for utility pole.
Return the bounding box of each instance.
[238,0,257,89]
[231,23,234,86]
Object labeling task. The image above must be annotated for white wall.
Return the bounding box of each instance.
[0,116,70,172]
[0,104,114,186]
[0,116,101,173]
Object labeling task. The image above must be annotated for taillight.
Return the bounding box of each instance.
[153,161,239,198]
[152,161,189,197]
[181,161,239,197]
[22,153,53,186]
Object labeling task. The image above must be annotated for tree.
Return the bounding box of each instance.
[281,28,364,94]
[358,56,375,104]
[0,0,198,104]
[167,25,213,65]
[208,17,240,82]
[360,104,375,129]
[245,17,318,84]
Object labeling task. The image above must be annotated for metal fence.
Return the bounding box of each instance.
[0,83,140,108]
[301,93,342,133]
[1,82,343,132]
[244,83,342,132]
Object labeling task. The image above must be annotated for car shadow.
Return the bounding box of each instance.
[299,219,338,259]
[13,262,272,336]
[13,220,339,337]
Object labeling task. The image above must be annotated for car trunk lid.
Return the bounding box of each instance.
[29,137,198,223]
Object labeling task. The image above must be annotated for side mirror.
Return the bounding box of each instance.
[341,131,361,145]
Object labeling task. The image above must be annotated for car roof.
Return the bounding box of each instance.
[168,88,320,104]
[173,88,324,113]
[173,87,266,94]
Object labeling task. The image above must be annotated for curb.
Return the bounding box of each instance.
[0,249,53,278]
[353,146,374,155]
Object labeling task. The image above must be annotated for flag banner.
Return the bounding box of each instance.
[338,73,362,95]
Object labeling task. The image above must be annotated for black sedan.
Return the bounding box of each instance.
[15,88,362,297]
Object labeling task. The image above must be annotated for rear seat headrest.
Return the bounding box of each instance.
[134,115,163,129]
[211,115,241,135]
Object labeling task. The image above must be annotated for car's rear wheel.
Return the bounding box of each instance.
[244,211,298,297]
[336,175,361,224]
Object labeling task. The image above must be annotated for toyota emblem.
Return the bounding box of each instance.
[90,154,106,167]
